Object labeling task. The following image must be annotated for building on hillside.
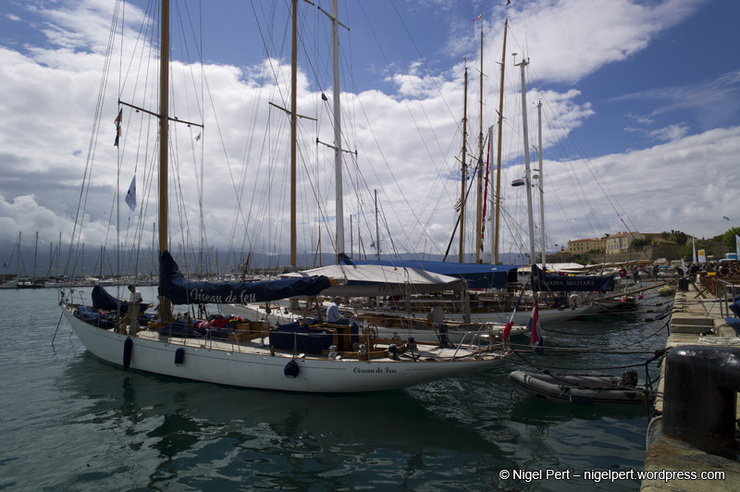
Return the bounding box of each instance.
[605,231,645,256]
[566,238,606,254]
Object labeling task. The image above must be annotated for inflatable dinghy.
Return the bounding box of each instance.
[509,369,654,405]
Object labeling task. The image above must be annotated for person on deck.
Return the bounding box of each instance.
[327,297,342,323]
[127,284,142,336]
[430,304,452,348]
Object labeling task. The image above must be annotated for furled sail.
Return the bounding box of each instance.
[531,264,614,293]
[159,250,331,305]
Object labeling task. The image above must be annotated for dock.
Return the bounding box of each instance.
[641,278,740,491]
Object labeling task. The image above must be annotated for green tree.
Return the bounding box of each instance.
[672,231,688,245]
[721,227,740,250]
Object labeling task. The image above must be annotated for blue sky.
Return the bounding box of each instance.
[0,0,738,266]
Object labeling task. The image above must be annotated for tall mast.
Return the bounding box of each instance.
[475,19,484,263]
[290,0,298,268]
[537,101,546,268]
[493,19,508,264]
[331,0,344,262]
[159,0,171,319]
[516,55,536,266]
[458,64,468,264]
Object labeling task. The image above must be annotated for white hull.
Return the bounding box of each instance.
[442,304,599,325]
[63,304,507,393]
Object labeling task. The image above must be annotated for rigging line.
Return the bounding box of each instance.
[338,20,459,253]
[65,0,123,277]
[168,4,211,266]
[233,69,272,256]
[352,3,459,246]
[387,1,457,131]
[535,96,610,236]
[527,69,638,235]
[348,98,444,254]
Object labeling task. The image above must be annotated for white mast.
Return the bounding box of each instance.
[331,0,344,261]
[537,101,546,268]
[516,55,536,266]
[488,125,495,263]
[318,0,349,262]
[475,17,484,263]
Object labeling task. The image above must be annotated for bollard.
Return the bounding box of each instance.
[663,345,740,456]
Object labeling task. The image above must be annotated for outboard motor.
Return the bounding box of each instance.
[621,369,638,388]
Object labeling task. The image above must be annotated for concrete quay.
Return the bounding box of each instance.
[641,280,740,491]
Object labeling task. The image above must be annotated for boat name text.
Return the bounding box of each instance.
[353,367,397,374]
[188,288,258,304]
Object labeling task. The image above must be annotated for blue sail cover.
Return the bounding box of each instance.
[341,258,518,289]
[531,264,614,293]
[159,250,332,305]
[91,284,151,313]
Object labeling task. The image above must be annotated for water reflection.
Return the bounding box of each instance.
[59,355,503,489]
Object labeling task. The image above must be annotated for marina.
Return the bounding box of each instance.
[1,284,672,490]
[0,0,739,490]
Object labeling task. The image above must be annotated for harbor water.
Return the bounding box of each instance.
[0,286,670,491]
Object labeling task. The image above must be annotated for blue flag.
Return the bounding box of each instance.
[125,175,136,211]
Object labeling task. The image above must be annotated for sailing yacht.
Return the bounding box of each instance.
[60,0,509,393]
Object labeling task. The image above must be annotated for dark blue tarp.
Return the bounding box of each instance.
[532,264,615,293]
[159,250,332,305]
[269,320,339,354]
[342,258,518,289]
[92,285,151,313]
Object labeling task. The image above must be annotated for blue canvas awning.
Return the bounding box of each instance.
[341,258,519,289]
[531,264,615,293]
[159,250,332,305]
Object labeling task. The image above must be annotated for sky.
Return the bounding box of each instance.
[0,0,739,272]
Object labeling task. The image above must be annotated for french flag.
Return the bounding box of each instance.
[527,295,544,354]
[503,295,522,347]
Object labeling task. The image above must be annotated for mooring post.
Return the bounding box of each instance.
[663,345,740,455]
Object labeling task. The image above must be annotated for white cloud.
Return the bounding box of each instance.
[0,0,736,269]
